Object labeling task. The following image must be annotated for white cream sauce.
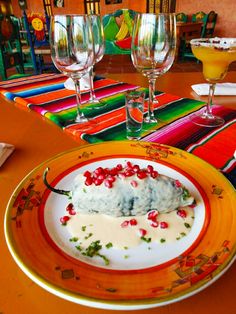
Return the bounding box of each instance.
[67,207,194,249]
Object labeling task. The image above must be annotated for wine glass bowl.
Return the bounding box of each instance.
[190,37,236,127]
[87,14,105,106]
[131,13,176,124]
[50,15,95,124]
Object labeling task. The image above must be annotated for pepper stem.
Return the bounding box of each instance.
[43,167,71,197]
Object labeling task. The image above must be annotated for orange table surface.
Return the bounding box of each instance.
[0,71,235,314]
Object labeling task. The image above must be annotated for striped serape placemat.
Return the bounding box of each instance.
[0,73,235,187]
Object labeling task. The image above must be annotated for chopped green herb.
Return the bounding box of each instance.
[141,236,152,243]
[180,232,186,237]
[73,240,110,265]
[123,246,129,250]
[75,245,82,251]
[176,237,181,240]
[191,216,195,219]
[184,223,191,228]
[83,188,87,193]
[106,242,113,249]
[84,232,93,240]
[182,188,191,200]
[160,238,166,243]
[83,240,102,257]
[98,253,110,265]
[81,226,86,232]
[124,255,130,259]
[69,237,79,242]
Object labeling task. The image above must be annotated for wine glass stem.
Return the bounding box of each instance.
[89,66,97,102]
[206,83,216,117]
[148,78,157,121]
[73,78,87,123]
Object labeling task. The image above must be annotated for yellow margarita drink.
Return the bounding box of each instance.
[191,38,236,83]
[189,38,236,127]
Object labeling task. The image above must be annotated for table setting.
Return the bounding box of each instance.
[0,12,235,314]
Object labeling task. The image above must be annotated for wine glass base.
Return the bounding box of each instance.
[142,116,165,132]
[87,98,107,109]
[144,116,158,124]
[75,115,90,124]
[190,113,224,127]
[74,115,97,130]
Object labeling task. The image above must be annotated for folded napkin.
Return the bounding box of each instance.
[192,83,236,96]
[64,72,90,91]
[0,143,14,167]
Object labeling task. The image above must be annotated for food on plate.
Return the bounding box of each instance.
[44,161,195,217]
[70,162,195,217]
[43,161,196,266]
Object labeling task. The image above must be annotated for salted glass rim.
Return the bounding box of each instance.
[190,37,236,48]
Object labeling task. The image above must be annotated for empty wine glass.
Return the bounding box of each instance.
[131,13,176,124]
[50,14,95,124]
[191,37,236,127]
[87,14,105,107]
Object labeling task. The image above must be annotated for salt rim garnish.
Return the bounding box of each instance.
[191,37,236,49]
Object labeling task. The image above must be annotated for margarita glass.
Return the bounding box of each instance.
[191,37,236,127]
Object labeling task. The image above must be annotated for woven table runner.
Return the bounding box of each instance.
[0,73,235,187]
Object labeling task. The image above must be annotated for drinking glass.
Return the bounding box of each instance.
[191,38,236,127]
[50,15,95,124]
[125,90,145,140]
[87,14,105,106]
[131,13,176,124]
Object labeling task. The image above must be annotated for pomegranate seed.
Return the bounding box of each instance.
[126,161,133,168]
[150,221,159,228]
[68,209,76,215]
[103,168,110,174]
[133,165,140,173]
[175,180,182,188]
[147,210,158,220]
[130,218,137,226]
[94,178,103,186]
[147,165,154,173]
[104,180,113,188]
[118,173,126,179]
[60,215,70,224]
[66,203,74,212]
[131,180,138,187]
[125,170,134,177]
[97,174,106,181]
[92,172,98,179]
[121,220,129,228]
[109,168,118,176]
[189,203,196,208]
[177,209,187,218]
[116,164,123,171]
[139,228,147,236]
[160,221,168,229]
[85,177,93,186]
[137,171,147,179]
[151,170,159,178]
[94,167,104,175]
[83,170,91,178]
[107,175,116,182]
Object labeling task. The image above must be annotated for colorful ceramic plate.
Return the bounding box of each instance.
[4,141,236,310]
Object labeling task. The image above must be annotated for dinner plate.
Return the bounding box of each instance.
[4,141,236,310]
